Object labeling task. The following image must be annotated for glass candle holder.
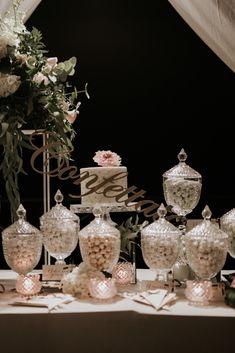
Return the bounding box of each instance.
[89,278,117,300]
[185,280,212,306]
[112,262,134,285]
[16,274,42,296]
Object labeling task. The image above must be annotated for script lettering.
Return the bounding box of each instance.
[114,186,146,204]
[29,134,162,221]
[103,185,125,197]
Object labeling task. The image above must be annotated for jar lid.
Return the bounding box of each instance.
[163,148,202,179]
[79,205,120,237]
[40,190,79,222]
[220,208,235,227]
[186,205,228,240]
[2,204,41,236]
[141,204,181,236]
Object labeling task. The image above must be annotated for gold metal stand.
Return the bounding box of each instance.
[22,129,51,265]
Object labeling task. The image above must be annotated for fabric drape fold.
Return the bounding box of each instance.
[168,0,235,72]
[0,0,41,22]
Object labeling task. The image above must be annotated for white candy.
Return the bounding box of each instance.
[164,178,201,213]
[41,222,78,259]
[3,234,42,274]
[79,234,120,272]
[141,236,179,270]
[185,238,227,279]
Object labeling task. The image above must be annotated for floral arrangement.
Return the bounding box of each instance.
[61,262,105,298]
[93,150,122,167]
[0,1,88,221]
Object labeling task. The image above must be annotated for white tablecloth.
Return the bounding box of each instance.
[0,269,234,317]
[0,269,234,353]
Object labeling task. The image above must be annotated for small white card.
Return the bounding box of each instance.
[121,289,177,311]
[42,264,75,281]
[11,294,74,312]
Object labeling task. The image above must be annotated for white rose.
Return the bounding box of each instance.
[0,73,21,97]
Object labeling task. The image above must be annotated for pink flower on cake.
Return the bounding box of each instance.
[93,150,122,167]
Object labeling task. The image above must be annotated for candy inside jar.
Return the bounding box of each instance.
[184,205,228,280]
[78,206,120,272]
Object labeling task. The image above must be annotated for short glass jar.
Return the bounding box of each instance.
[16,274,42,296]
[78,206,120,272]
[40,190,80,264]
[89,278,117,300]
[184,205,228,280]
[112,261,134,285]
[141,203,181,281]
[185,280,212,306]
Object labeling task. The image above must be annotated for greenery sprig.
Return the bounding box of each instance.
[117,215,148,261]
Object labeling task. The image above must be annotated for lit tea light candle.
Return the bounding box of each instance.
[185,280,212,306]
[112,262,133,285]
[16,274,42,296]
[89,278,117,300]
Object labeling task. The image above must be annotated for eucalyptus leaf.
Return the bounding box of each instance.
[0,122,9,137]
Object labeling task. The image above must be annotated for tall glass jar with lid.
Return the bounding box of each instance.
[40,190,80,264]
[162,148,202,222]
[2,204,42,291]
[78,206,120,272]
[184,205,228,280]
[141,203,181,281]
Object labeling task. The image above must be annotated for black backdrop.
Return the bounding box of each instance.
[0,0,235,267]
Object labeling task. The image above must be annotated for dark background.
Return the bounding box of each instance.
[0,0,235,268]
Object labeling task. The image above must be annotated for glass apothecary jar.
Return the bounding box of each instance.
[184,206,228,280]
[162,148,202,218]
[40,190,80,264]
[2,204,42,275]
[220,208,235,258]
[141,203,181,281]
[78,206,120,272]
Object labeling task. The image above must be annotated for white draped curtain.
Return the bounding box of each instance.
[168,0,235,72]
[0,0,41,22]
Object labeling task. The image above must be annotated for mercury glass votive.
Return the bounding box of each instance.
[185,280,212,306]
[112,262,134,285]
[89,278,117,300]
[16,274,42,296]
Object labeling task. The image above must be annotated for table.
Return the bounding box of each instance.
[0,269,234,353]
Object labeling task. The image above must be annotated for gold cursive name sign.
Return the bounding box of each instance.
[30,131,160,220]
